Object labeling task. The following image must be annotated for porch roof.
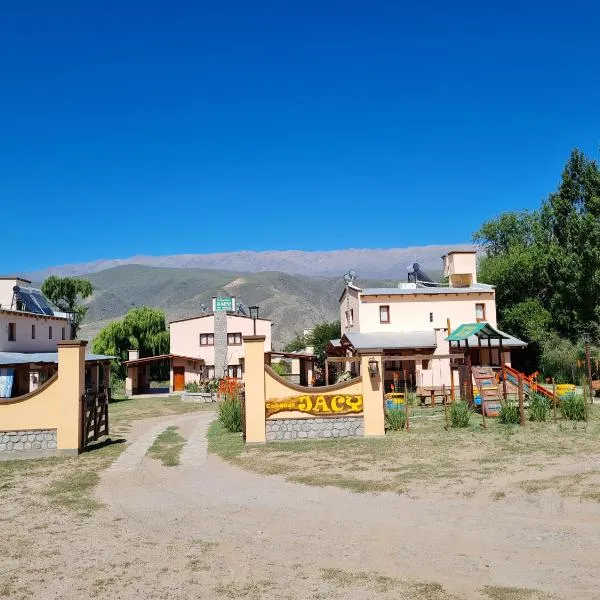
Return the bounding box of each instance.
[445,322,527,347]
[341,331,436,351]
[122,353,204,366]
[0,352,114,367]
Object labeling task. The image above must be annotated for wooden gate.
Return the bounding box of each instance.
[81,390,109,448]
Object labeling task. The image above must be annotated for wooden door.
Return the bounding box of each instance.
[173,367,185,391]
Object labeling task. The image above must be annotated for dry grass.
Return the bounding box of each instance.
[208,405,600,499]
[1,395,214,517]
[109,394,216,433]
[319,568,458,599]
[483,586,557,599]
[146,426,186,466]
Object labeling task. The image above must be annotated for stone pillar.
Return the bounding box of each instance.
[57,340,87,452]
[360,352,385,437]
[243,335,266,444]
[214,310,228,379]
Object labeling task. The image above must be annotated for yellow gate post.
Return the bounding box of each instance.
[57,340,87,452]
[360,352,385,437]
[243,335,267,444]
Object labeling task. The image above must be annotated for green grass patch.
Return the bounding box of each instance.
[146,426,186,467]
[207,420,245,459]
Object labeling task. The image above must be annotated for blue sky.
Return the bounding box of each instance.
[1,0,599,273]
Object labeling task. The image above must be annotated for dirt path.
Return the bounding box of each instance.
[4,413,597,599]
[91,414,599,599]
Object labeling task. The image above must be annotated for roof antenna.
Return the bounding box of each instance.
[343,270,358,284]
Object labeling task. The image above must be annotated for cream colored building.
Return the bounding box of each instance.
[169,311,272,389]
[331,251,525,391]
[0,276,112,398]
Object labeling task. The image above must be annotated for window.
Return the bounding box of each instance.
[49,326,53,339]
[32,324,36,339]
[475,303,486,322]
[228,365,241,379]
[205,365,215,379]
[227,332,242,345]
[379,305,390,324]
[429,312,433,323]
[345,309,354,327]
[199,333,214,346]
[8,323,16,342]
[62,327,65,340]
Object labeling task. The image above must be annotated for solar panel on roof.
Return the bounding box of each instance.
[13,287,56,316]
[31,290,55,315]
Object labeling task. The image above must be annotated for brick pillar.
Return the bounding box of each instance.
[57,340,87,451]
[243,335,266,444]
[214,310,228,378]
[360,352,385,437]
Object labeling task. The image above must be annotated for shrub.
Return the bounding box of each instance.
[560,394,585,421]
[185,381,200,393]
[219,398,243,432]
[450,401,471,428]
[529,393,549,422]
[385,408,406,431]
[406,392,419,406]
[499,401,519,424]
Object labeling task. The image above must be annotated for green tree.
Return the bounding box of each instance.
[41,275,93,335]
[474,149,600,375]
[92,306,170,378]
[284,321,341,366]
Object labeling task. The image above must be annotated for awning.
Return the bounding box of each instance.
[122,354,204,366]
[341,331,436,351]
[445,322,509,342]
[0,352,115,367]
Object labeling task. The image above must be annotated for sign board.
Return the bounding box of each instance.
[213,297,234,312]
[266,394,363,418]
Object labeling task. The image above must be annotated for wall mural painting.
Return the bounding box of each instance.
[265,394,363,418]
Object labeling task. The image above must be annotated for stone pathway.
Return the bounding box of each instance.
[106,412,213,474]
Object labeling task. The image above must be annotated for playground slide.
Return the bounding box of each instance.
[503,365,555,401]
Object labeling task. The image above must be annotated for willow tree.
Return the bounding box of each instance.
[92,306,170,378]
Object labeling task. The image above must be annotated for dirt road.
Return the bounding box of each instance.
[4,412,598,599]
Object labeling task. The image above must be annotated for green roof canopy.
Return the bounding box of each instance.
[445,322,509,342]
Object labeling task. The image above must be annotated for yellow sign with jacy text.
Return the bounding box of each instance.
[265,394,363,419]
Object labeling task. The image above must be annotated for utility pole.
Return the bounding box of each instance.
[583,333,593,404]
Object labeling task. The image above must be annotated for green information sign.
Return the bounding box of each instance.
[214,297,234,312]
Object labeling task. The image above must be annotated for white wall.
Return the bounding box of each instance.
[0,278,31,310]
[0,310,69,353]
[169,313,272,370]
[356,292,497,333]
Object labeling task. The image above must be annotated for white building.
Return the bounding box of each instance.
[0,276,112,398]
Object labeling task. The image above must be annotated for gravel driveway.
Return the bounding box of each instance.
[4,411,597,599]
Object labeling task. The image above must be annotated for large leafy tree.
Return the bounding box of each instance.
[41,275,93,335]
[92,306,170,377]
[284,320,341,366]
[474,149,600,370]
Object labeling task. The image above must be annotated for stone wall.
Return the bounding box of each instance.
[0,429,57,453]
[265,417,364,441]
[214,310,228,379]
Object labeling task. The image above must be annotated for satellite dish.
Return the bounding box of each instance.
[344,270,358,285]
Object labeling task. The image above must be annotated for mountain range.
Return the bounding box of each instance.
[26,244,472,280]
[23,245,470,348]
